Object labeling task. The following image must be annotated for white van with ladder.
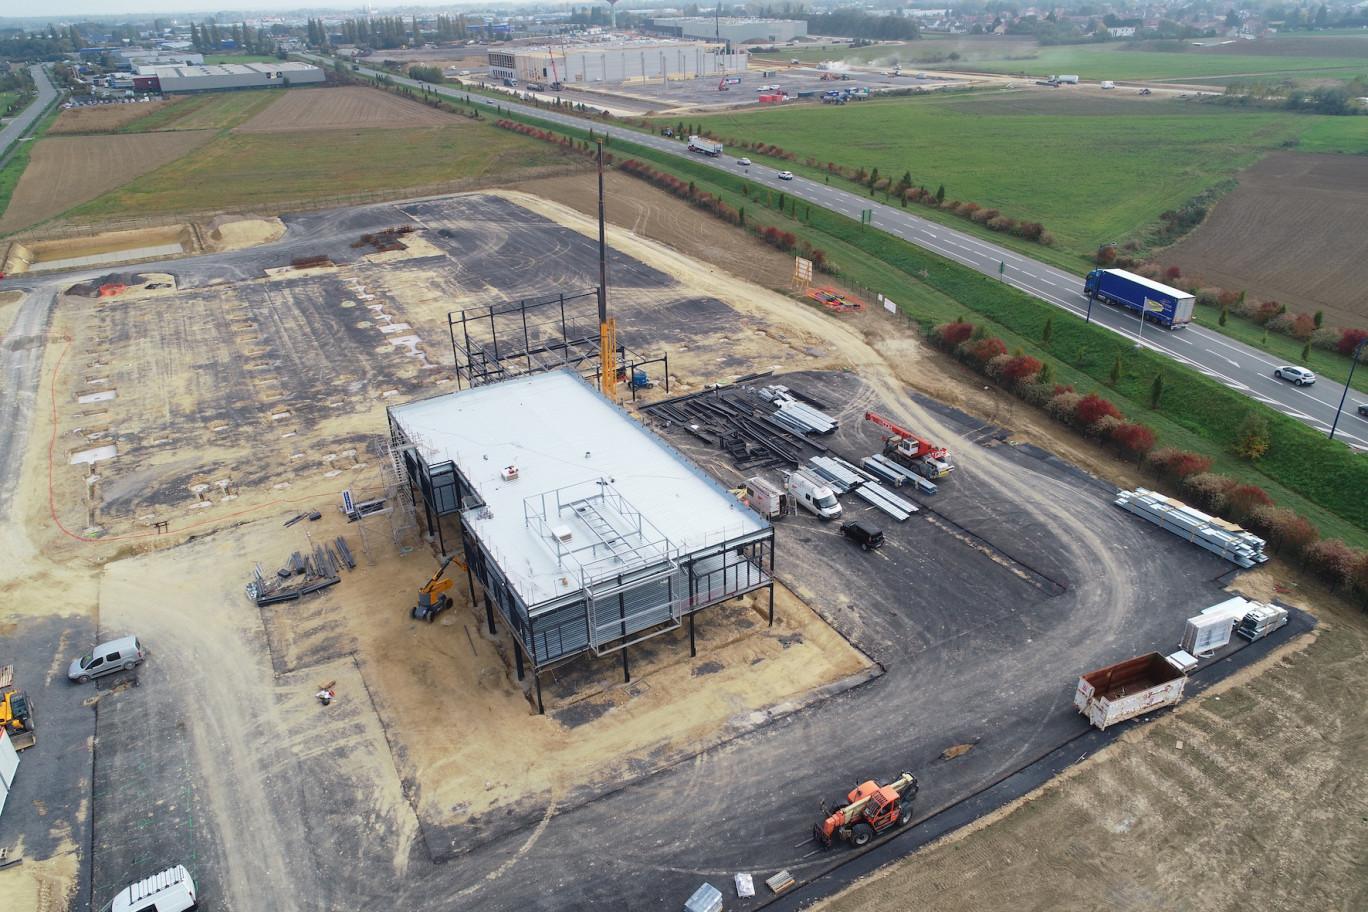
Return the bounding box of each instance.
[785,470,842,520]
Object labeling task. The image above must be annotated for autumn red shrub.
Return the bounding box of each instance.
[1339,328,1368,356]
[1001,354,1042,385]
[934,321,974,348]
[1075,392,1123,426]
[965,337,1008,364]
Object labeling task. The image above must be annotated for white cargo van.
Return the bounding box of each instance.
[785,471,841,520]
[111,864,197,912]
[1101,80,1115,89]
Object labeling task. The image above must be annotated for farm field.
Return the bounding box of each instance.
[0,131,215,235]
[234,85,457,132]
[1162,151,1368,329]
[695,94,1365,262]
[119,89,281,132]
[66,124,571,219]
[960,42,1368,82]
[46,100,176,135]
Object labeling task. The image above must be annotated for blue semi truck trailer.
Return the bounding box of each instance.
[1084,268,1195,329]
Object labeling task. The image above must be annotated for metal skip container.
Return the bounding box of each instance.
[1074,652,1187,730]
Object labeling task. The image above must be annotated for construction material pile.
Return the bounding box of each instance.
[245,534,355,606]
[1114,488,1268,568]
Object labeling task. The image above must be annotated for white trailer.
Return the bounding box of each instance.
[687,135,724,157]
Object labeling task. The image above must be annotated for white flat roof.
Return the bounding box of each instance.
[390,370,767,610]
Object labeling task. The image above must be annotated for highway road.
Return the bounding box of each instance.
[0,64,58,163]
[368,65,1368,451]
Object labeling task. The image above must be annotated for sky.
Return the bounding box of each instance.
[9,1,471,21]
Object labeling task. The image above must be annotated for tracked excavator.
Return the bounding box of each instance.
[813,770,918,848]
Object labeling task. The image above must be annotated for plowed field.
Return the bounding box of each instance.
[0,131,215,236]
[1163,151,1368,329]
[47,100,176,135]
[234,85,458,133]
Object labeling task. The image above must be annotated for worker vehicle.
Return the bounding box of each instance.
[1273,366,1315,386]
[1054,74,1080,84]
[110,864,197,912]
[839,520,884,551]
[864,412,954,480]
[814,770,918,848]
[777,170,794,180]
[68,635,145,683]
[687,135,723,157]
[736,157,751,166]
[785,471,841,520]
[1083,268,1195,330]
[411,554,466,622]
[1138,88,1153,95]
[1101,80,1115,89]
[1,688,35,750]
[741,476,789,519]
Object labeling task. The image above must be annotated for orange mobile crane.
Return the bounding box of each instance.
[864,412,954,480]
[813,770,919,848]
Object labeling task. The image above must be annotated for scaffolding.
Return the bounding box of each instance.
[351,432,420,563]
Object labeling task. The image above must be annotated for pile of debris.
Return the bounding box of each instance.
[640,379,838,470]
[351,225,414,252]
[246,533,355,606]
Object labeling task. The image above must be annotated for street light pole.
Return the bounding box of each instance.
[1329,338,1367,441]
[1087,242,1116,324]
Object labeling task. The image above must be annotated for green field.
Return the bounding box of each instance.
[961,45,1368,82]
[67,123,568,218]
[687,93,1364,268]
[122,91,283,132]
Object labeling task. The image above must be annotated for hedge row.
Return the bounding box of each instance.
[933,318,1368,599]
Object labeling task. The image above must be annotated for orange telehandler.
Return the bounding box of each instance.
[813,770,918,848]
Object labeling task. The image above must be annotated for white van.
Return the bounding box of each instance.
[111,864,197,912]
[785,471,842,520]
[68,635,145,683]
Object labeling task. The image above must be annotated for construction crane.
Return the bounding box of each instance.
[864,411,954,480]
[410,554,467,623]
[717,76,730,91]
[813,770,918,848]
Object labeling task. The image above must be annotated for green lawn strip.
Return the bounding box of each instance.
[66,124,564,219]
[0,104,64,218]
[509,120,1368,541]
[118,91,282,133]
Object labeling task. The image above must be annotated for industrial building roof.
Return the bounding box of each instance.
[389,370,768,611]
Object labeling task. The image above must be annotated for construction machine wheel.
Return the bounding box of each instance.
[898,802,914,826]
[851,822,875,846]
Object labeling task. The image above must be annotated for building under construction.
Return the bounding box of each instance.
[487,40,747,86]
[388,369,775,712]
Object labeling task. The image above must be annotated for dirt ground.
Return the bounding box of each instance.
[1162,151,1368,330]
[4,173,1361,910]
[0,131,216,237]
[46,101,176,135]
[233,86,458,133]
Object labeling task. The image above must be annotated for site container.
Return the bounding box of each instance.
[1074,652,1186,730]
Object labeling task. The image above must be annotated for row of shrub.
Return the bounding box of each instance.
[932,318,1368,598]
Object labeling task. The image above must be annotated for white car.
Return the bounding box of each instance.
[1273,366,1316,386]
[737,157,751,166]
[777,171,794,180]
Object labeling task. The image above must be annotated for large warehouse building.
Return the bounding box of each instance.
[388,369,775,713]
[644,17,809,43]
[152,61,325,94]
[488,40,746,85]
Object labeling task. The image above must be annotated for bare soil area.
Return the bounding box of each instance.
[0,131,215,236]
[1163,151,1368,330]
[234,85,459,133]
[46,101,176,135]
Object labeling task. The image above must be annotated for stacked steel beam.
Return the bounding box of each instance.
[1114,488,1268,567]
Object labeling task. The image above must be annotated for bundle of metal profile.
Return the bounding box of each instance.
[1237,603,1288,642]
[1114,488,1268,567]
[773,400,839,435]
[807,456,867,494]
[861,454,938,495]
[855,482,918,521]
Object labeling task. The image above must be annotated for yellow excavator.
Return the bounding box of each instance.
[1,688,36,751]
[410,554,467,623]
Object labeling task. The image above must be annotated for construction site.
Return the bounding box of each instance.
[0,181,1318,911]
